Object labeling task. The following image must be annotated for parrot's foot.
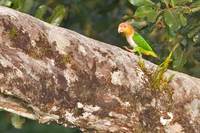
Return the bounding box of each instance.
[123,46,133,53]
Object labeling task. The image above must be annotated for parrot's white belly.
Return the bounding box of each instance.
[126,35,137,48]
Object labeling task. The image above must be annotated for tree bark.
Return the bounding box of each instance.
[0,6,200,133]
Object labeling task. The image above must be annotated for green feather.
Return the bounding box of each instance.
[132,32,158,57]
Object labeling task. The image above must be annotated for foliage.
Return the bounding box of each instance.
[150,44,178,99]
[11,114,26,129]
[0,111,81,133]
[0,0,67,26]
[128,0,200,77]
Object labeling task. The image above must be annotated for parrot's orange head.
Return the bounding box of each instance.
[118,22,134,37]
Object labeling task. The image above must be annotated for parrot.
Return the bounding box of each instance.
[118,22,158,58]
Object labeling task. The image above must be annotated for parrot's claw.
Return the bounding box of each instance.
[123,46,133,53]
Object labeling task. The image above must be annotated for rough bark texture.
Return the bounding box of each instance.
[0,6,200,133]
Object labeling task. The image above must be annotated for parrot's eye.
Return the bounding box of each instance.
[118,23,130,33]
[122,25,127,29]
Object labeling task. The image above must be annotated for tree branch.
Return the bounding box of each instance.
[0,6,200,132]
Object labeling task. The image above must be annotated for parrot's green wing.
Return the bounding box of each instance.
[133,32,158,58]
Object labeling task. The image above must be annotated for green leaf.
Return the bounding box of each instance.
[191,0,200,7]
[161,0,181,7]
[22,0,34,13]
[172,0,192,5]
[170,0,175,7]
[179,13,187,27]
[35,5,48,20]
[12,0,25,11]
[11,114,26,129]
[0,0,12,7]
[172,46,187,70]
[128,0,155,6]
[134,6,158,22]
[1,0,33,12]
[48,5,66,26]
[164,10,181,32]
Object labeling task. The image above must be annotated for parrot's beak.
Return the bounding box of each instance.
[118,27,123,33]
